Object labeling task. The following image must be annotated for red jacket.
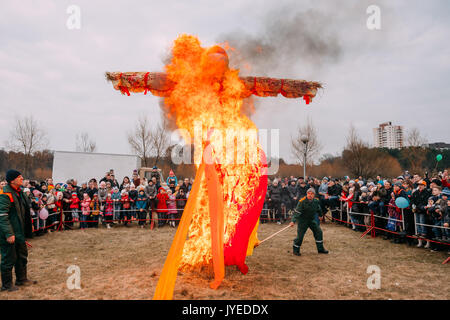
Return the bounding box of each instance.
[121,195,130,209]
[156,193,169,213]
[70,197,80,209]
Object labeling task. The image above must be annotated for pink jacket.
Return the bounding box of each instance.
[81,199,91,215]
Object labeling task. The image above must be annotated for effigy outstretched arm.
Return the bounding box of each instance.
[105,72,321,103]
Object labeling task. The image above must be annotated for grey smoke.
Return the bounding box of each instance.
[217,6,343,77]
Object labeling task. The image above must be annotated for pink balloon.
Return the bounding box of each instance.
[39,208,49,220]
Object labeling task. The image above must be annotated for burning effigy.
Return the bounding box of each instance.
[106,34,321,299]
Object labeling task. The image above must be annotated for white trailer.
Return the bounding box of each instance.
[52,150,141,184]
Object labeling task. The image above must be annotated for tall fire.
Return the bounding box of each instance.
[106,34,321,300]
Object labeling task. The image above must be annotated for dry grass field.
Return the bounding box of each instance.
[1,220,448,300]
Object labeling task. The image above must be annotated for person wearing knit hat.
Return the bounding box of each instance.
[1,169,36,291]
[5,170,22,184]
[166,170,178,191]
[156,187,169,228]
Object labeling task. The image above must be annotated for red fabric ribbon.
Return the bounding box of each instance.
[303,95,310,104]
[223,149,268,274]
[143,72,149,95]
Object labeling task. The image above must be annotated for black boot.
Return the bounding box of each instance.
[316,242,329,254]
[15,266,37,286]
[1,271,19,292]
[293,245,301,256]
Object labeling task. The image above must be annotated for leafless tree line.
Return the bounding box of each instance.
[5,114,431,179]
[127,115,170,167]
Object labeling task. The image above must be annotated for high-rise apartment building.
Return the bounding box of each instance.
[373,122,404,149]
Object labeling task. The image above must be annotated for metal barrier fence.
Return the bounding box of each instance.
[336,199,450,247]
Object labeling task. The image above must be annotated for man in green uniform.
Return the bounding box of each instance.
[289,188,329,256]
[0,170,36,292]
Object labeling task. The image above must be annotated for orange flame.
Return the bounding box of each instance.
[162,34,264,270]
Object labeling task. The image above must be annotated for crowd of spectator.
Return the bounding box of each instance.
[1,167,449,253]
[0,167,192,234]
[263,170,450,253]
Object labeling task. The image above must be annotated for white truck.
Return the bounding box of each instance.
[52,150,141,184]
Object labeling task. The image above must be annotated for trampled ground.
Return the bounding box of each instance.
[1,220,448,300]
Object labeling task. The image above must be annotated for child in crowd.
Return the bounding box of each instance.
[80,193,91,230]
[136,188,148,228]
[46,189,57,231]
[156,187,169,227]
[167,189,177,228]
[129,184,138,220]
[90,193,101,228]
[175,188,187,226]
[427,187,444,242]
[120,190,131,225]
[111,187,121,223]
[104,193,114,229]
[360,186,371,227]
[70,192,80,222]
[55,191,64,230]
[30,193,43,236]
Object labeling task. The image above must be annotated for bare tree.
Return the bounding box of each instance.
[127,116,153,167]
[406,127,427,147]
[341,124,402,178]
[150,117,170,166]
[6,115,49,176]
[75,132,97,153]
[341,124,369,177]
[291,116,322,166]
[402,127,428,173]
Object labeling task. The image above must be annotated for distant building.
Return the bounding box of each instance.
[373,122,404,149]
[423,142,450,150]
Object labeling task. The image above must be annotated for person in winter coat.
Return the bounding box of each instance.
[289,188,328,256]
[166,189,177,227]
[69,192,80,222]
[89,194,101,228]
[111,187,121,223]
[0,170,35,292]
[288,180,299,212]
[104,193,114,229]
[145,180,157,213]
[156,187,169,227]
[269,180,282,224]
[62,187,73,230]
[426,187,444,244]
[30,193,43,236]
[128,184,138,220]
[180,178,192,195]
[136,189,148,228]
[151,167,162,186]
[175,188,187,226]
[80,193,91,230]
[411,180,431,246]
[86,180,98,200]
[98,181,108,208]
[166,170,178,191]
[46,189,57,231]
[120,191,131,225]
[280,182,292,222]
[119,177,131,192]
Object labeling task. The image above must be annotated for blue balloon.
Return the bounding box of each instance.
[395,197,409,209]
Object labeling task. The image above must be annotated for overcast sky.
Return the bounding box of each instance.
[1,0,449,163]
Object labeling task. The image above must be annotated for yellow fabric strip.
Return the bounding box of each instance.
[153,163,205,300]
[205,162,225,290]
